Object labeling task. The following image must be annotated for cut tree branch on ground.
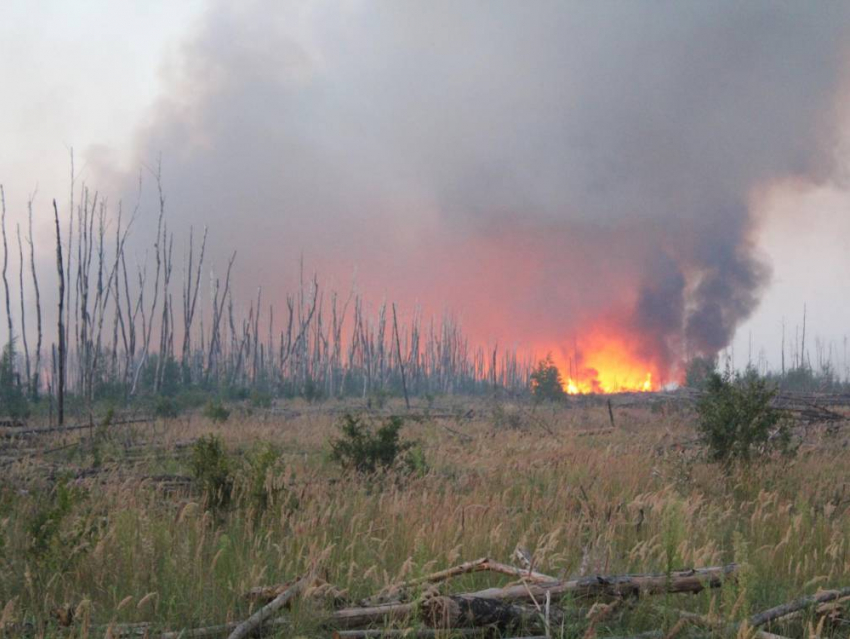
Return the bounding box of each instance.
[360,558,556,606]
[226,572,315,639]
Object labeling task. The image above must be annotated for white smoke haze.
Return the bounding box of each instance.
[10,1,850,383]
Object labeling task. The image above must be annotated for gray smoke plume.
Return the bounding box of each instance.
[95,1,850,381]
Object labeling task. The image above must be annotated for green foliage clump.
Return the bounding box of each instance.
[26,478,86,562]
[154,396,179,419]
[330,414,418,475]
[696,369,792,467]
[0,341,29,421]
[243,443,283,514]
[190,435,233,509]
[530,353,566,402]
[203,400,230,423]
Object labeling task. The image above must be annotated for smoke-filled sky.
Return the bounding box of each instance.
[3,1,850,381]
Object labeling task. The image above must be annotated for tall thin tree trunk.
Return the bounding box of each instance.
[53,200,66,426]
[0,186,13,348]
[16,224,31,392]
[27,193,42,396]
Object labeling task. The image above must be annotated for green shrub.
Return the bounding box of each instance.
[696,369,792,466]
[243,443,283,513]
[203,400,230,423]
[330,414,417,475]
[530,354,566,402]
[27,478,84,561]
[190,435,233,509]
[155,396,179,419]
[0,340,29,421]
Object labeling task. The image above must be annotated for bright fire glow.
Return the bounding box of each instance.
[552,329,662,395]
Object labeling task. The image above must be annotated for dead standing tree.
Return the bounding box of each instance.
[53,200,66,425]
[15,223,30,393]
[1,186,13,352]
[26,192,43,396]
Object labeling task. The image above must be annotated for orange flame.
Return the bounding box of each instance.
[552,327,663,395]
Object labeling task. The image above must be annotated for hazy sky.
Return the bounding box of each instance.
[2,1,850,378]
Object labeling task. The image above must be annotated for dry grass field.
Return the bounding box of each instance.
[2,398,850,638]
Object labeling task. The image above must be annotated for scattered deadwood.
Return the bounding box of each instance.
[330,602,417,629]
[360,558,555,607]
[421,594,559,631]
[463,564,738,605]
[245,577,348,608]
[0,417,152,439]
[748,586,850,628]
[57,560,837,639]
[226,572,315,639]
[333,630,489,639]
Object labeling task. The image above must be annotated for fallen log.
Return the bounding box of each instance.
[331,602,417,629]
[245,577,348,607]
[226,572,314,639]
[661,608,791,639]
[1,417,153,438]
[334,633,542,639]
[748,586,850,628]
[335,565,735,630]
[465,564,738,604]
[360,558,555,607]
[480,561,557,584]
[95,617,291,638]
[333,629,487,639]
[421,595,556,630]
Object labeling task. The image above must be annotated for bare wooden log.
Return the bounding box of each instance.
[465,564,737,604]
[1,417,151,438]
[422,595,558,630]
[661,607,791,639]
[480,561,557,584]
[226,572,314,639]
[245,577,348,607]
[361,558,491,606]
[333,629,488,639]
[331,602,417,629]
[748,586,850,628]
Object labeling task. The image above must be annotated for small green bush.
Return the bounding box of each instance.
[530,354,566,402]
[0,340,29,421]
[243,443,282,513]
[330,414,416,475]
[696,369,792,467]
[190,435,233,509]
[27,478,84,561]
[203,400,230,423]
[155,396,180,419]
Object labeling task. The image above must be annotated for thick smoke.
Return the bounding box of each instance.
[96,1,850,380]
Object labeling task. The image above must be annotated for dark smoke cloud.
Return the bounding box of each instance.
[94,1,850,378]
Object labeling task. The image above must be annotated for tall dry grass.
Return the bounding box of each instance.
[1,399,849,637]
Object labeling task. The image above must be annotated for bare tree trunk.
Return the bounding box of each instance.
[0,186,13,349]
[392,303,410,410]
[16,224,30,393]
[53,200,66,426]
[27,193,42,396]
